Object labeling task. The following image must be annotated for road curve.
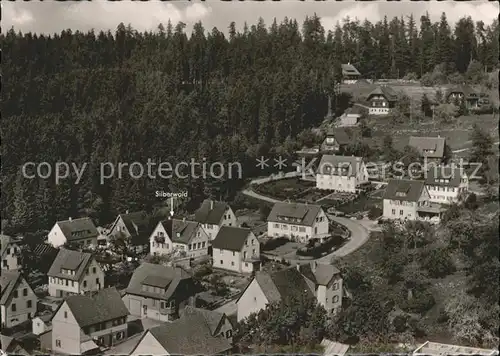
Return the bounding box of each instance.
[242,173,372,262]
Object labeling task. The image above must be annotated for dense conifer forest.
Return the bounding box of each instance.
[1,13,498,233]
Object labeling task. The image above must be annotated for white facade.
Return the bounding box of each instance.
[339,114,360,126]
[1,241,21,271]
[1,277,37,328]
[47,224,66,248]
[426,176,468,205]
[47,223,97,248]
[149,222,209,258]
[383,188,431,221]
[130,332,168,356]
[48,258,104,298]
[212,232,260,274]
[32,317,50,335]
[316,276,343,315]
[316,158,369,193]
[267,209,329,243]
[369,106,390,115]
[236,278,269,322]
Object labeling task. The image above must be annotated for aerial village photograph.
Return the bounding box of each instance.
[1,0,499,355]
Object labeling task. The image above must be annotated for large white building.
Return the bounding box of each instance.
[47,249,104,298]
[211,226,260,274]
[316,155,369,193]
[236,262,343,322]
[267,202,328,243]
[194,200,238,240]
[425,167,468,204]
[47,218,99,248]
[382,179,443,223]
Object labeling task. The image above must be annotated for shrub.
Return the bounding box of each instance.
[368,206,383,220]
[296,235,345,258]
[421,247,456,278]
[261,237,288,251]
[400,289,436,314]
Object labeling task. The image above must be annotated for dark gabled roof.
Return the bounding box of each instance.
[125,262,192,301]
[142,275,172,289]
[194,200,230,225]
[425,167,465,187]
[254,267,315,303]
[110,211,152,246]
[341,63,361,76]
[56,218,98,242]
[298,263,341,286]
[267,202,323,227]
[383,179,426,202]
[366,86,399,102]
[326,128,350,145]
[211,226,252,252]
[1,234,20,257]
[160,219,201,245]
[0,270,22,304]
[47,248,94,281]
[181,306,227,335]
[317,154,364,178]
[63,287,129,328]
[408,136,446,158]
[142,307,232,355]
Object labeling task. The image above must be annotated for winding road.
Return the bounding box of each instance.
[242,173,374,263]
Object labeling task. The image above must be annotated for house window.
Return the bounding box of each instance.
[56,340,61,347]
[96,278,100,285]
[92,267,96,274]
[13,290,18,298]
[11,304,17,312]
[245,263,248,267]
[23,288,27,296]
[333,296,339,303]
[232,251,235,256]
[399,210,403,216]
[65,279,69,286]
[64,311,68,318]
[27,300,32,308]
[220,260,223,265]
[116,332,124,341]
[202,242,206,248]
[226,330,232,338]
[333,283,339,290]
[83,280,87,287]
[6,248,10,254]
[231,261,235,266]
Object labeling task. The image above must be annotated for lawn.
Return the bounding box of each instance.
[253,177,315,200]
[364,113,498,152]
[335,192,383,214]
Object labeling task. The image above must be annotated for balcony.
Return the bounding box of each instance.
[159,306,175,315]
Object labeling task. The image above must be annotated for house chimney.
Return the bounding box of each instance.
[183,217,186,222]
[210,200,214,210]
[190,295,196,307]
[126,210,129,214]
[296,264,301,272]
[68,217,72,221]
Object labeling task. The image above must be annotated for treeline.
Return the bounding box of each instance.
[1,14,498,234]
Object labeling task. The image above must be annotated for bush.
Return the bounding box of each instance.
[261,237,288,251]
[368,206,383,220]
[400,289,436,314]
[421,247,456,278]
[296,235,345,258]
